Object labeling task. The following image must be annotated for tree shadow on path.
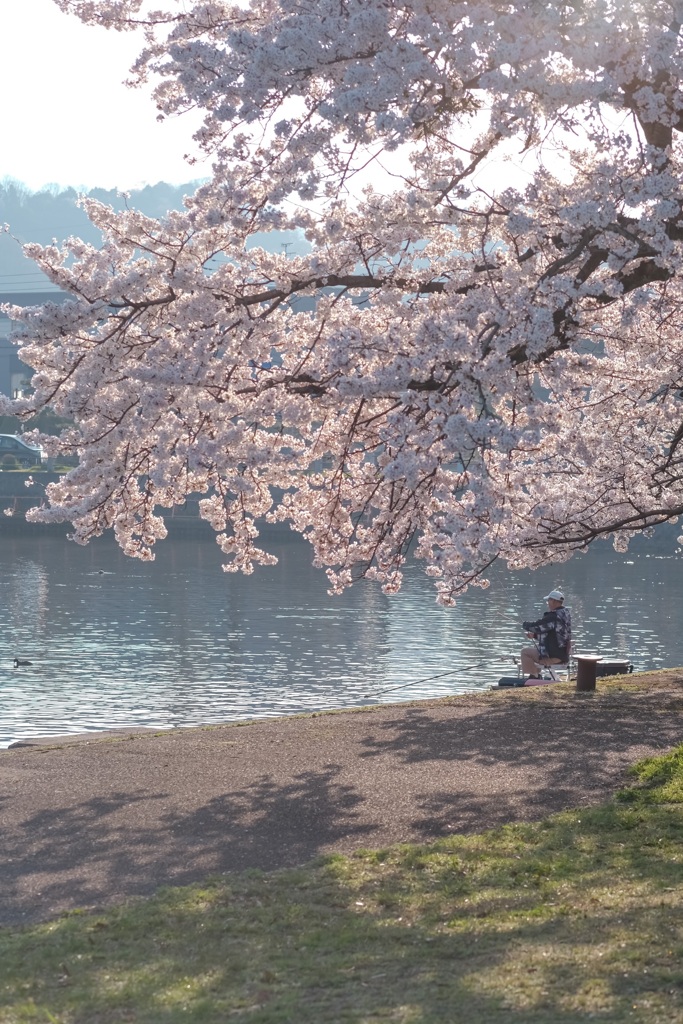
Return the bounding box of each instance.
[1,692,680,925]
[0,765,374,926]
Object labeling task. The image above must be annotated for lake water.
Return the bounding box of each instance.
[1,524,681,747]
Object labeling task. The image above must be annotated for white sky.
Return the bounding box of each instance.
[0,0,210,191]
[0,0,585,200]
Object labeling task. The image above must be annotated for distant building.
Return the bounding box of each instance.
[0,291,69,398]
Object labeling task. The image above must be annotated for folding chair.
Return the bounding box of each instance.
[543,642,573,682]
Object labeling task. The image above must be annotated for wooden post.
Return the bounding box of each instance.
[575,654,602,692]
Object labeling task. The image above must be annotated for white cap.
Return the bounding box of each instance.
[544,589,564,601]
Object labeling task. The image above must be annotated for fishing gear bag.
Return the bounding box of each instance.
[594,660,633,677]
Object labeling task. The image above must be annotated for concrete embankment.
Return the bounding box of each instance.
[0,471,211,536]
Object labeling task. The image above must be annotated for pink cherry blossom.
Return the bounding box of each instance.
[3,0,683,602]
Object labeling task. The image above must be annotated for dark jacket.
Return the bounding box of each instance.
[523,607,572,660]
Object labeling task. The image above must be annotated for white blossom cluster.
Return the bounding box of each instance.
[4,0,683,601]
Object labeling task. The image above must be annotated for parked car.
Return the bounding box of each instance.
[0,434,47,468]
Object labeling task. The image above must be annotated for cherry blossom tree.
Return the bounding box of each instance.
[4,0,683,602]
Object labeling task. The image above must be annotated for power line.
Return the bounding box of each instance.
[0,272,55,281]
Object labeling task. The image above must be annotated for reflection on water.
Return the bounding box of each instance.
[1,526,681,746]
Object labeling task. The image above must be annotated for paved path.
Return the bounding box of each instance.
[1,684,681,926]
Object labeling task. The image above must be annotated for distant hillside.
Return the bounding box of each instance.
[0,180,310,296]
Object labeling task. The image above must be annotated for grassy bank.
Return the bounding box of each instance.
[1,744,682,1024]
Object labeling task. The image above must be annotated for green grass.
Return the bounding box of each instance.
[1,746,682,1024]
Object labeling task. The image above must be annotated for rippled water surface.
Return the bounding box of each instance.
[1,526,681,746]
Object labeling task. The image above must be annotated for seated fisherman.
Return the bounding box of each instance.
[520,590,572,680]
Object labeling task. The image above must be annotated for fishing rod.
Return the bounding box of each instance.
[364,658,514,698]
